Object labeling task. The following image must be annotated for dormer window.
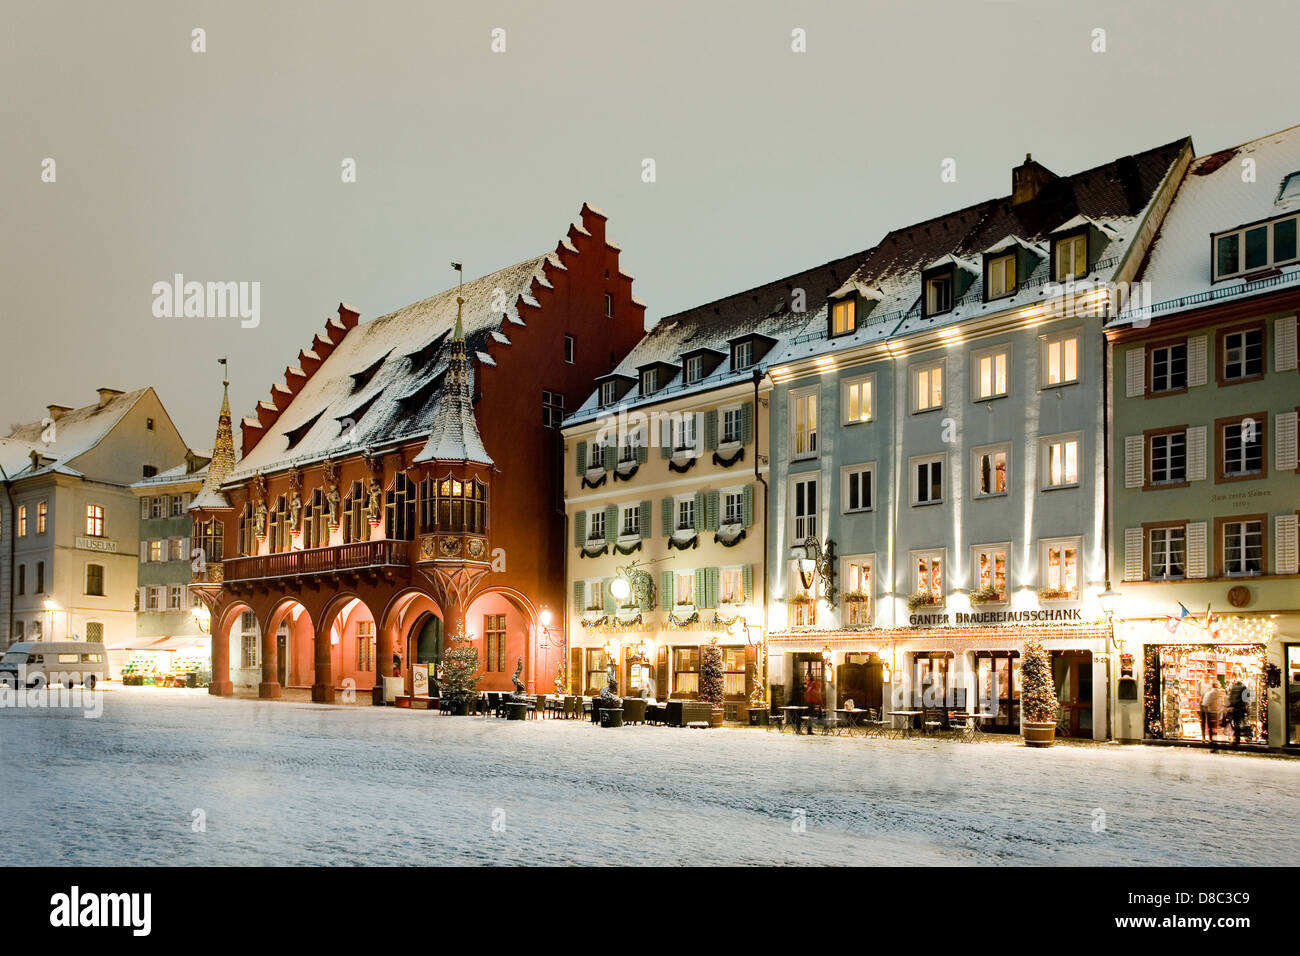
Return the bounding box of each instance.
[1213,214,1298,280]
[831,298,856,336]
[1054,233,1088,281]
[985,253,1017,300]
[924,272,953,316]
[641,368,658,395]
[733,340,753,369]
[1278,172,1300,204]
[685,355,703,384]
[600,381,617,406]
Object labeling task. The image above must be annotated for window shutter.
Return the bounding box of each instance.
[660,418,671,458]
[1122,527,1143,582]
[741,402,754,444]
[656,646,669,700]
[575,441,587,474]
[1124,435,1144,488]
[636,441,647,463]
[1125,348,1145,398]
[742,564,754,602]
[1187,335,1208,387]
[639,500,651,539]
[705,490,719,531]
[1186,425,1207,482]
[705,567,719,609]
[743,485,754,527]
[573,511,585,548]
[705,410,719,450]
[693,491,706,532]
[1275,514,1299,575]
[573,580,585,613]
[182,536,191,561]
[661,571,673,610]
[1274,314,1298,372]
[140,497,149,520]
[695,568,706,608]
[1186,522,1208,579]
[604,505,618,542]
[1275,411,1298,472]
[571,648,583,695]
[604,443,616,471]
[181,493,190,512]
[662,497,673,536]
[137,586,146,611]
[140,540,149,562]
[602,578,616,613]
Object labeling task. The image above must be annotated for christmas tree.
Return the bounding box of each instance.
[1020,636,1058,724]
[440,629,480,708]
[700,637,724,709]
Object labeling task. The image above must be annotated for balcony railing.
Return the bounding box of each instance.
[222,539,410,582]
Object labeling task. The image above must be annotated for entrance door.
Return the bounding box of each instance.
[838,658,883,710]
[976,651,1020,733]
[1052,650,1093,738]
[1288,645,1300,746]
[792,654,825,713]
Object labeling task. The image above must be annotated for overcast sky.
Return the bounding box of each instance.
[2,0,1296,450]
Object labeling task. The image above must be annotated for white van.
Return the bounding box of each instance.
[0,642,107,689]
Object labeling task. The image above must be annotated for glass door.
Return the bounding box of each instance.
[1288,645,1300,746]
[976,651,1020,733]
[1052,650,1093,738]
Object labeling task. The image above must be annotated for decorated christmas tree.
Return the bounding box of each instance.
[440,629,480,709]
[700,637,724,709]
[1020,637,1058,724]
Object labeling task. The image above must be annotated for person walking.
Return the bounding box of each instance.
[1199,681,1217,741]
[1227,679,1248,745]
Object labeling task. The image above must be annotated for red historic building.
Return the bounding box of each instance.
[190,204,645,701]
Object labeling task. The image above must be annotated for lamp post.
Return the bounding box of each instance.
[1097,587,1120,742]
[792,535,837,604]
[537,607,562,694]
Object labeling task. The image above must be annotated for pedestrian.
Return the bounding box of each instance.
[1227,679,1248,744]
[1199,681,1217,742]
[805,673,823,717]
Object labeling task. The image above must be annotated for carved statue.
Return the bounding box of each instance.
[510,656,527,701]
[254,499,268,537]
[325,486,341,525]
[289,490,302,530]
[365,478,382,521]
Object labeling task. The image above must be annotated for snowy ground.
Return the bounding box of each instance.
[1,686,1296,866]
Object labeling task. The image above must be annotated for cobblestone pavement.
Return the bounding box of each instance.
[2,687,1295,866]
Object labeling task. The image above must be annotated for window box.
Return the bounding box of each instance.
[1038,587,1074,603]
[907,591,942,612]
[969,584,1005,605]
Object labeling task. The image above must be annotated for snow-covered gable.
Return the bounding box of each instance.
[2,389,150,481]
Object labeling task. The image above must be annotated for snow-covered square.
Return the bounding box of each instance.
[1,687,1296,866]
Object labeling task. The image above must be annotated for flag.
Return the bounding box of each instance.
[1206,604,1221,639]
[1164,615,1181,633]
[1177,602,1193,620]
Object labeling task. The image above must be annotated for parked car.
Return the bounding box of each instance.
[0,642,107,689]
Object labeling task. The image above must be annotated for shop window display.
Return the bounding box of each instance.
[1145,644,1268,744]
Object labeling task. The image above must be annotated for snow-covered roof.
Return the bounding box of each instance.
[2,389,150,482]
[1113,124,1300,326]
[228,248,566,480]
[774,136,1191,363]
[412,308,493,467]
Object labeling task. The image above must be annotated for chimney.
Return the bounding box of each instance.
[96,387,124,408]
[1012,153,1058,206]
[46,404,73,422]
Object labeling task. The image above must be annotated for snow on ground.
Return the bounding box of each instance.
[1,687,1296,866]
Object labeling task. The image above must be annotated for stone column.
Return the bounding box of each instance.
[259,616,281,699]
[312,623,335,703]
[209,615,233,696]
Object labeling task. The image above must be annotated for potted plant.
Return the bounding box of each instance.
[1038,587,1072,602]
[700,637,725,727]
[969,584,1003,605]
[907,591,941,612]
[1020,636,1058,747]
[439,631,480,716]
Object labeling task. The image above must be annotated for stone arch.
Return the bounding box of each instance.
[260,596,313,699]
[313,591,381,699]
[378,587,443,695]
[209,598,258,697]
[465,585,545,694]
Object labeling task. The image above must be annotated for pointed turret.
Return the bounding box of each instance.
[413,296,494,467]
[191,375,238,510]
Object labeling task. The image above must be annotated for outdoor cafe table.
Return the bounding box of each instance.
[832,708,871,735]
[888,710,923,737]
[949,712,998,740]
[780,705,808,734]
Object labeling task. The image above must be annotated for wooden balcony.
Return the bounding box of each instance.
[223,539,410,584]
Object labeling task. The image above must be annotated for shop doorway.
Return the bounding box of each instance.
[975,651,1020,733]
[1147,643,1268,744]
[792,653,826,715]
[1052,650,1093,738]
[838,654,883,711]
[911,652,953,708]
[1287,645,1300,746]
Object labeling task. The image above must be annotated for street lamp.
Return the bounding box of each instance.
[792,536,837,603]
[192,603,212,634]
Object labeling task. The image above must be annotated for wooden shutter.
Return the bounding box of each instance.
[695,568,706,608]
[1122,527,1143,582]
[704,409,719,450]
[742,564,754,603]
[693,491,706,532]
[661,571,673,610]
[181,536,191,561]
[636,441,647,463]
[1275,514,1299,575]
[1186,425,1207,482]
[140,540,149,562]
[573,511,585,547]
[656,646,669,700]
[137,586,146,611]
[660,418,671,458]
[1274,411,1298,472]
[601,578,615,613]
[573,580,585,614]
[743,485,754,527]
[662,497,673,536]
[1187,335,1208,387]
[706,567,719,609]
[639,500,652,539]
[604,505,618,542]
[1125,348,1145,398]
[1186,522,1208,579]
[140,497,149,520]
[1274,314,1298,372]
[1124,435,1144,488]
[575,441,587,474]
[741,402,754,444]
[570,648,583,695]
[705,490,719,531]
[604,443,616,471]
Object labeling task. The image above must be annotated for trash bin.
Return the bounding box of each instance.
[506,701,528,720]
[748,708,769,726]
[600,707,624,728]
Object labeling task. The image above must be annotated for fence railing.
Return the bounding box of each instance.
[223,539,409,581]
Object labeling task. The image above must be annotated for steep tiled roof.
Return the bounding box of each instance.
[2,388,150,481]
[190,381,238,509]
[412,303,493,466]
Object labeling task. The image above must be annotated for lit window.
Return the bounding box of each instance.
[791,390,818,458]
[1041,540,1079,599]
[843,558,872,625]
[913,551,943,600]
[831,299,856,335]
[973,347,1009,400]
[484,614,507,672]
[18,505,27,537]
[912,361,944,412]
[673,571,696,607]
[37,501,47,534]
[720,568,744,604]
[1041,436,1080,489]
[356,621,375,671]
[1054,234,1087,281]
[973,546,1007,601]
[973,445,1008,498]
[148,539,163,563]
[986,253,1016,299]
[85,504,104,537]
[842,375,874,424]
[1040,332,1079,387]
